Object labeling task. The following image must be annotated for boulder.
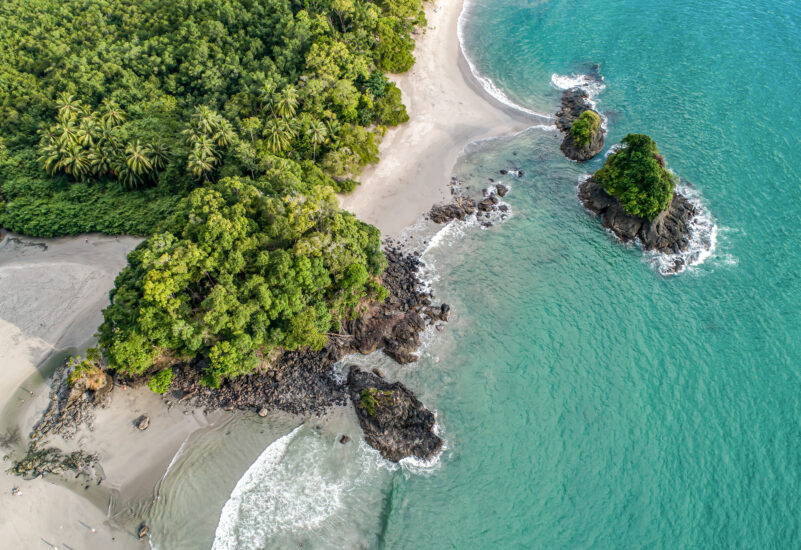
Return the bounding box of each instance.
[347,367,442,462]
[495,184,509,197]
[578,177,694,254]
[135,415,150,430]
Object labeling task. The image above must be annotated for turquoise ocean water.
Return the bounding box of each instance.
[151,0,801,547]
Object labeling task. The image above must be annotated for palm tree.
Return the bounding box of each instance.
[39,141,64,176]
[52,121,78,146]
[56,93,82,123]
[75,115,97,147]
[274,85,298,119]
[212,117,234,148]
[147,141,171,172]
[306,120,328,161]
[100,98,125,127]
[187,147,216,181]
[59,143,91,180]
[88,145,114,177]
[259,82,277,114]
[263,119,295,153]
[191,106,217,137]
[124,140,153,183]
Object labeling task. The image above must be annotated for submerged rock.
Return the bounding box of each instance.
[578,177,695,254]
[555,88,604,161]
[347,367,442,462]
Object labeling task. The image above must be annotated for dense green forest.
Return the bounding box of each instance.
[0,0,423,235]
[0,0,425,386]
[594,134,676,220]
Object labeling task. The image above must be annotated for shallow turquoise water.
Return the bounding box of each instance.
[376,0,801,547]
[160,1,801,547]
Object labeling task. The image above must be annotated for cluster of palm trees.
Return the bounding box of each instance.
[183,106,235,182]
[38,93,169,189]
[259,83,330,160]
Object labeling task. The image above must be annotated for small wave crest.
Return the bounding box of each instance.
[645,184,720,275]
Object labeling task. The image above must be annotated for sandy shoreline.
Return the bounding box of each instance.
[0,0,539,547]
[340,0,542,236]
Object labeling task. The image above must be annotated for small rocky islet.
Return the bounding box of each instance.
[577,133,698,269]
[556,87,605,162]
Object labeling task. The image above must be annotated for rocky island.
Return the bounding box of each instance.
[578,133,695,256]
[555,88,605,161]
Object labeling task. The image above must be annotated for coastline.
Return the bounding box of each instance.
[0,0,534,547]
[340,0,542,236]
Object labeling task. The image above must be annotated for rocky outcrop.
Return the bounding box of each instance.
[163,245,450,417]
[429,197,475,223]
[347,367,442,462]
[578,177,695,254]
[555,88,604,161]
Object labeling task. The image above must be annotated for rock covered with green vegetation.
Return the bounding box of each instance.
[555,88,604,161]
[0,0,424,236]
[347,366,442,462]
[578,134,696,256]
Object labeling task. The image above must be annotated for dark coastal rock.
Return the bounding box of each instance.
[138,524,150,539]
[495,184,509,197]
[428,197,476,223]
[578,177,695,254]
[135,415,150,430]
[555,88,604,161]
[347,367,442,462]
[162,245,450,418]
[12,446,98,480]
[477,198,495,212]
[339,435,351,444]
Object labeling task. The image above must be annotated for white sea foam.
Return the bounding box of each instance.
[577,174,721,276]
[551,72,608,129]
[644,184,720,275]
[457,1,551,120]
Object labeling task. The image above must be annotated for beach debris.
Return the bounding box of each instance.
[135,415,150,430]
[11,487,22,496]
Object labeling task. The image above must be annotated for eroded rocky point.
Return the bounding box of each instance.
[555,88,604,161]
[347,366,442,462]
[578,176,695,254]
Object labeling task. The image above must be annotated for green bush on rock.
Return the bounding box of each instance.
[594,133,676,220]
[569,110,601,148]
[148,368,173,394]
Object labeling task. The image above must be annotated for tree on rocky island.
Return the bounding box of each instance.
[594,133,676,220]
[98,177,388,388]
[570,110,601,148]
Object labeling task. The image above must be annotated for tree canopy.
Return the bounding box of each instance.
[0,0,424,235]
[0,0,426,386]
[569,110,601,148]
[98,177,387,387]
[594,134,676,220]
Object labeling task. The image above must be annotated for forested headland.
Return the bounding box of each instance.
[0,0,425,386]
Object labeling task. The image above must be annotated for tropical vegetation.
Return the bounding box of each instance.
[570,110,601,148]
[594,134,676,220]
[0,0,425,387]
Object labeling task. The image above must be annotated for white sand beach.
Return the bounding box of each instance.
[340,0,538,236]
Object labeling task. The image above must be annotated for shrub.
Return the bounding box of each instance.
[148,368,173,394]
[594,133,676,220]
[570,110,601,147]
